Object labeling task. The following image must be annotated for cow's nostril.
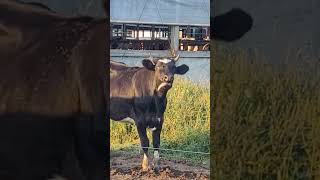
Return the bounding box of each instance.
[164,75,169,81]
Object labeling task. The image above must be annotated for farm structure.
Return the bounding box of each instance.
[110,0,210,51]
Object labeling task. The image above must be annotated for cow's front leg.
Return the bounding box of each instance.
[152,127,161,172]
[137,124,149,171]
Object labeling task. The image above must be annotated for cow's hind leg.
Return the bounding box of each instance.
[137,125,149,171]
[60,141,86,180]
[152,128,161,172]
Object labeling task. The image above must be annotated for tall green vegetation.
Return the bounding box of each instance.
[212,49,320,180]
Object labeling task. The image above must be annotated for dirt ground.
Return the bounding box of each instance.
[110,151,210,180]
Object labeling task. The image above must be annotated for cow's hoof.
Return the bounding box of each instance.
[142,165,149,172]
[153,159,160,173]
[153,165,160,174]
[142,154,149,171]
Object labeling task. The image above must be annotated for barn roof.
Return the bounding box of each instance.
[111,0,210,26]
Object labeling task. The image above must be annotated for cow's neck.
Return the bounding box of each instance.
[155,88,168,99]
[152,75,168,117]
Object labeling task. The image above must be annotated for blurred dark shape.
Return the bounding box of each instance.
[211,8,253,41]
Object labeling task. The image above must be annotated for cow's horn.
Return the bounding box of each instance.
[174,54,180,62]
[147,54,156,65]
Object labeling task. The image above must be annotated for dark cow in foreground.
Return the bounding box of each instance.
[110,55,189,171]
[0,0,108,179]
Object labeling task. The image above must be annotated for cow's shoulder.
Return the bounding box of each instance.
[17,17,94,63]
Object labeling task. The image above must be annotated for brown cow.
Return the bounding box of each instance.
[109,8,253,173]
[0,0,108,179]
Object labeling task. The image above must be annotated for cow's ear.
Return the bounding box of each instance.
[176,64,189,75]
[142,59,155,70]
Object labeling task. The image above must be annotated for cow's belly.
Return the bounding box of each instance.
[117,117,135,124]
[110,97,134,121]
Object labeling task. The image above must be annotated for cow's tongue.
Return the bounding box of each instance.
[157,82,171,92]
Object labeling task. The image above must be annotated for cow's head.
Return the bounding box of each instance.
[142,55,189,94]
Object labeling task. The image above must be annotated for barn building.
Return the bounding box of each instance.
[110,0,210,51]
